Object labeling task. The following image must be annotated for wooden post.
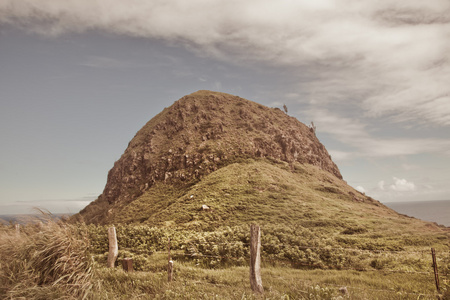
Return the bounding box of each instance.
[168,260,173,282]
[168,237,173,282]
[15,224,20,234]
[168,238,171,261]
[431,248,441,295]
[107,226,118,268]
[122,258,133,272]
[250,225,264,294]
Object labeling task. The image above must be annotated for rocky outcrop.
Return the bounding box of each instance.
[78,90,342,223]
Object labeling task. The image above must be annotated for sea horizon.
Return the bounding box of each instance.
[1,200,449,227]
[0,213,72,225]
[384,199,450,227]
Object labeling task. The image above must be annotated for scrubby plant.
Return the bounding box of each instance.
[82,222,447,275]
[84,224,190,256]
[184,227,247,268]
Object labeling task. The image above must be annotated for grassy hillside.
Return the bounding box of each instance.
[110,158,444,236]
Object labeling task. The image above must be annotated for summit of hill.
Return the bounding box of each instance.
[73,91,448,235]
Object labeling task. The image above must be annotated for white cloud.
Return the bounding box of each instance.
[310,109,450,158]
[284,93,301,99]
[389,177,416,192]
[328,150,352,162]
[369,177,418,201]
[80,56,134,69]
[1,0,450,126]
[401,163,418,171]
[361,138,450,157]
[269,101,283,107]
[369,176,450,202]
[355,186,366,194]
[308,109,369,141]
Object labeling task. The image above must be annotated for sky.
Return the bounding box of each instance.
[0,0,449,215]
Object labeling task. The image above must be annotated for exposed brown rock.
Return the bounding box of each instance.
[77,90,342,223]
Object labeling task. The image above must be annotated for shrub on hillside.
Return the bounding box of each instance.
[184,226,248,268]
[85,224,190,256]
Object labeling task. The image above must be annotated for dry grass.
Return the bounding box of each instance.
[0,215,93,299]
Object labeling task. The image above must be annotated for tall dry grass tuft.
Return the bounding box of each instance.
[0,215,93,299]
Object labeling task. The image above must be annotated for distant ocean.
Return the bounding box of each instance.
[385,200,450,227]
[0,213,71,225]
[1,201,448,227]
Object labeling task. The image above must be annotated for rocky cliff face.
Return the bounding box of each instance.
[78,90,342,223]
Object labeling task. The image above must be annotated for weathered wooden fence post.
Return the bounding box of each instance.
[168,260,174,282]
[15,224,20,234]
[168,238,173,282]
[107,226,118,268]
[250,224,264,294]
[122,258,133,272]
[431,248,441,295]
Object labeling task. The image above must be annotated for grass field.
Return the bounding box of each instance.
[1,218,448,299]
[92,251,445,300]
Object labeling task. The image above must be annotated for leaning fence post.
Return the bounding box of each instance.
[250,224,264,294]
[431,248,441,295]
[107,226,118,268]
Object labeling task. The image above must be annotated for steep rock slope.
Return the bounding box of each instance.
[77,91,343,224]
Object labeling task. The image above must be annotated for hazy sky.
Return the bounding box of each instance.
[1,0,449,214]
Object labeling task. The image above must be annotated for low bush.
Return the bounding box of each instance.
[184,227,248,268]
[84,223,447,274]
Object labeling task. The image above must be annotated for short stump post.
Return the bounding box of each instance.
[122,258,133,272]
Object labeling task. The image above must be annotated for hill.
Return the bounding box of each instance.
[73,91,446,236]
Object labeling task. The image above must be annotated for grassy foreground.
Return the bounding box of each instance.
[94,260,438,299]
[1,219,449,299]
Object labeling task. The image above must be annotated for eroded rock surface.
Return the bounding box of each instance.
[78,90,342,223]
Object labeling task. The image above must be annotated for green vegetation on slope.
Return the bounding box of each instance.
[83,222,449,273]
[110,158,444,237]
